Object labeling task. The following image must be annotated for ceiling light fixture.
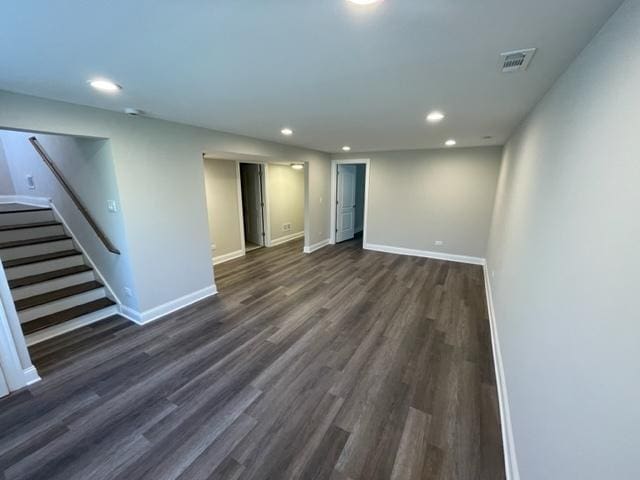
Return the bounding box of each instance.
[426,111,445,123]
[281,128,293,136]
[291,163,304,170]
[347,0,383,4]
[89,79,122,93]
[124,108,144,116]
[342,146,351,152]
[445,139,457,147]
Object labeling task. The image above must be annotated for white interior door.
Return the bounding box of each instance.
[241,163,265,246]
[336,164,357,243]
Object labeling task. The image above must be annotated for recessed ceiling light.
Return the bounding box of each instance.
[347,0,383,4]
[89,79,121,93]
[426,111,445,123]
[291,163,304,170]
[445,139,457,147]
[124,108,144,116]
[281,128,293,136]
[342,146,351,152]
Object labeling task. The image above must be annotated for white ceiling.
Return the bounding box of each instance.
[0,0,623,153]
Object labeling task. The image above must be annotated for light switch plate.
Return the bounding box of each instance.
[107,200,118,213]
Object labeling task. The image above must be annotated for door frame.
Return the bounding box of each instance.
[236,161,272,249]
[330,158,370,246]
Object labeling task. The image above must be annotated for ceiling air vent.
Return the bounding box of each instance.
[500,48,537,73]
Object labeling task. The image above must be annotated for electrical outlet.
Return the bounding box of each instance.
[124,287,133,297]
[26,174,35,190]
[282,223,291,232]
[107,200,118,213]
[435,240,444,246]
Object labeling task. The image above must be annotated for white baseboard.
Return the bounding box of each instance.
[270,231,304,247]
[483,265,519,480]
[212,249,245,266]
[303,238,330,254]
[22,365,41,386]
[364,242,485,266]
[120,285,217,325]
[0,195,51,208]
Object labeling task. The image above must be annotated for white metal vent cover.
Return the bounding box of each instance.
[500,48,537,73]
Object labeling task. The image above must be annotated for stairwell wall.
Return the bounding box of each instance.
[0,130,138,310]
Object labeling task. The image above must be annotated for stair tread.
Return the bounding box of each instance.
[2,249,82,268]
[0,234,71,250]
[22,298,116,336]
[0,221,62,232]
[15,281,104,311]
[0,205,51,214]
[8,265,93,289]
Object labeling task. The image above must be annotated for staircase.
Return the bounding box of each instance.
[0,203,118,346]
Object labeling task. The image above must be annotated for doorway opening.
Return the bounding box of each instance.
[202,156,306,269]
[330,158,370,247]
[239,163,266,252]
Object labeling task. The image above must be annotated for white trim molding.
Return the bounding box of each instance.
[270,231,304,247]
[212,249,245,265]
[234,161,248,258]
[303,238,330,254]
[483,265,520,480]
[261,163,272,247]
[330,158,371,246]
[120,285,217,325]
[364,242,486,266]
[0,255,39,391]
[23,366,42,386]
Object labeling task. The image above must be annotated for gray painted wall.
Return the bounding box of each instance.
[0,140,15,195]
[486,1,639,478]
[334,147,502,259]
[268,164,304,242]
[203,158,242,258]
[0,90,331,313]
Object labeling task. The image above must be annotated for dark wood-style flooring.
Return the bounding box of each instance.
[0,237,505,480]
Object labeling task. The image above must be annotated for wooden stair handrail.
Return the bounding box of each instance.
[28,137,121,255]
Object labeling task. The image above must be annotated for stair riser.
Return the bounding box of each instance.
[4,256,85,280]
[0,225,65,242]
[0,239,75,261]
[0,210,55,226]
[25,305,119,346]
[10,271,97,301]
[19,287,107,323]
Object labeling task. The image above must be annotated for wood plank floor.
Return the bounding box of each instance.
[0,237,505,480]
